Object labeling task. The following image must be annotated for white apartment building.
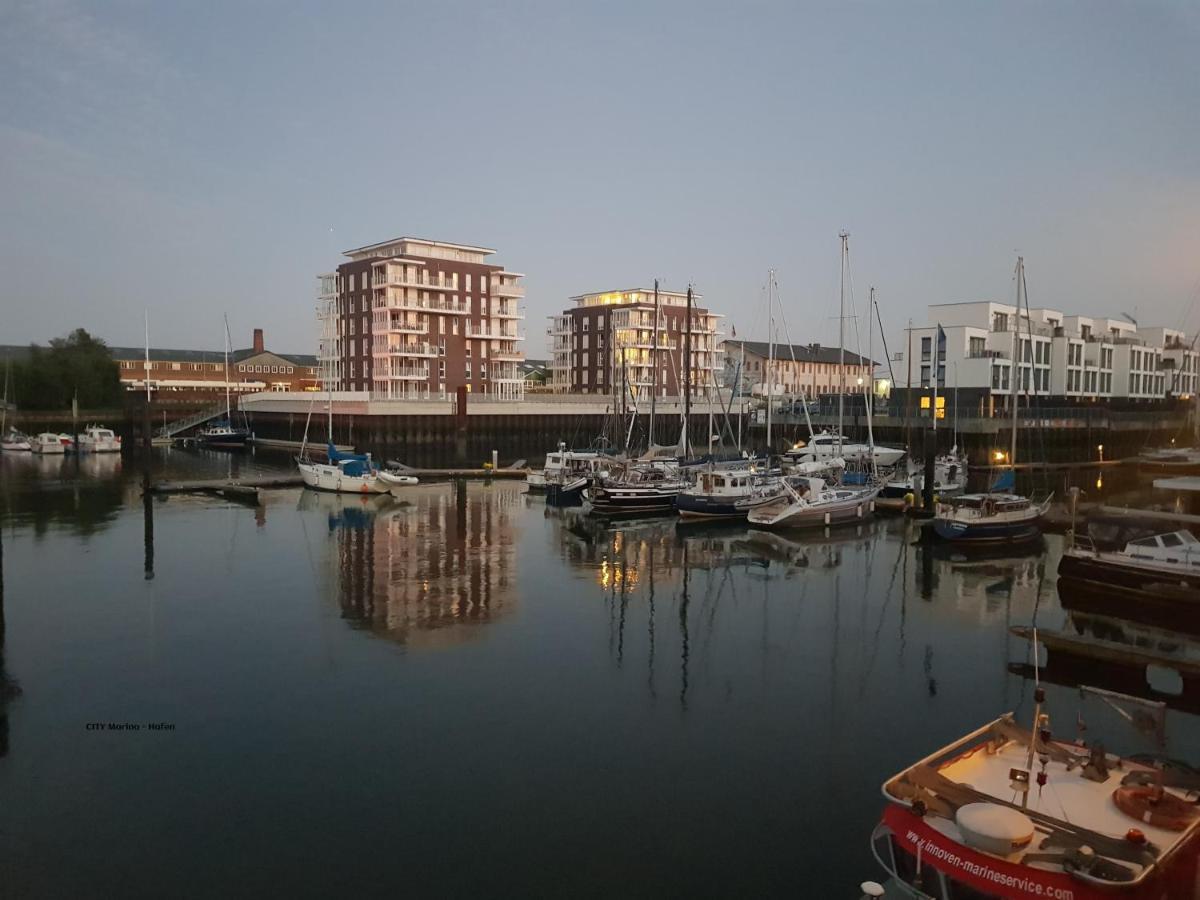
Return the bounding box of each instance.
[898,301,1191,403]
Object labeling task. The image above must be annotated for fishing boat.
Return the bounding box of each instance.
[197,314,250,448]
[74,425,122,453]
[933,257,1050,543]
[31,432,66,454]
[867,682,1200,899]
[1,428,31,452]
[747,474,879,528]
[675,466,784,520]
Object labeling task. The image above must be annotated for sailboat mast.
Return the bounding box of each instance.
[684,284,693,456]
[737,342,745,451]
[144,310,151,405]
[1010,257,1022,470]
[838,232,848,456]
[222,313,232,421]
[650,279,659,446]
[766,271,775,451]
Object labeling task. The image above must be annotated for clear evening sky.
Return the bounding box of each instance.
[2,1,1198,358]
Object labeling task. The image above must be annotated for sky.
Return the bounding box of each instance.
[2,0,1198,358]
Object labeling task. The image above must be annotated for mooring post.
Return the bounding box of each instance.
[455,386,468,464]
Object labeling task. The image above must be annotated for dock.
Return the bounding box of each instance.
[150,474,305,501]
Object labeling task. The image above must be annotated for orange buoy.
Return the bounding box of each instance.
[1113,785,1199,832]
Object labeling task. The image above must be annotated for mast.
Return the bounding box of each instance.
[222,313,232,423]
[838,231,848,456]
[650,279,659,447]
[766,271,775,451]
[905,320,913,457]
[737,342,745,451]
[684,284,693,457]
[707,369,714,455]
[866,287,877,479]
[1011,258,1022,470]
[932,324,939,444]
[144,310,151,405]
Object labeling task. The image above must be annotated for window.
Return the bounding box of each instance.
[452,319,459,335]
[1162,533,1183,547]
[582,319,589,332]
[991,365,1001,389]
[920,336,931,361]
[439,339,446,356]
[919,365,931,388]
[466,274,472,293]
[238,364,245,372]
[969,337,985,357]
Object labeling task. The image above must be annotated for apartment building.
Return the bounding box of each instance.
[548,288,722,397]
[317,237,526,401]
[897,301,1191,406]
[721,340,875,398]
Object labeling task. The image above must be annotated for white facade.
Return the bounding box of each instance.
[898,301,1190,401]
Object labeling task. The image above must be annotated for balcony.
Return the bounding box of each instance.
[373,269,457,292]
[492,350,524,362]
[466,324,524,341]
[493,304,524,319]
[491,281,525,298]
[384,367,431,380]
[382,318,427,335]
[384,343,438,358]
[378,293,470,315]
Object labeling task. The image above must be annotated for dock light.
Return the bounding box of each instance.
[993,450,1006,462]
[856,377,864,386]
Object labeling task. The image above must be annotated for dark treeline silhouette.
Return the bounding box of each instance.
[8,328,123,410]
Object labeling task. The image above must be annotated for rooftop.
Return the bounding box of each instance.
[723,339,875,367]
[342,236,497,257]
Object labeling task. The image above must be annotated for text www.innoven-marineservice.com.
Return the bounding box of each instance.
[906,830,1074,899]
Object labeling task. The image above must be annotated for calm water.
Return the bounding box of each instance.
[1,447,1196,898]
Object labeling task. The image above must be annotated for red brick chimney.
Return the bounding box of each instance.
[253,328,264,354]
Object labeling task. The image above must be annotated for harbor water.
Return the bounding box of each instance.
[1,448,1197,898]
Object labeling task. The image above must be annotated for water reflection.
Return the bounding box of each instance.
[310,484,520,648]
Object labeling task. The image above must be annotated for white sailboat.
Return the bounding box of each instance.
[1,361,31,451]
[750,232,881,528]
[934,256,1050,542]
[297,365,385,494]
[196,314,250,448]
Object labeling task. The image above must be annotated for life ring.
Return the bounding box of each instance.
[1112,785,1199,831]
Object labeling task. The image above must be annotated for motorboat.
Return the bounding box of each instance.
[933,492,1050,543]
[31,432,65,454]
[747,476,880,529]
[1,428,32,452]
[75,425,121,453]
[584,464,687,517]
[784,430,904,468]
[298,443,387,494]
[869,690,1200,899]
[528,446,608,493]
[377,469,420,492]
[1059,529,1200,602]
[675,466,784,520]
[881,449,969,500]
[196,420,250,449]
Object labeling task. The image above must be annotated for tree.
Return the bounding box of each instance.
[10,329,123,410]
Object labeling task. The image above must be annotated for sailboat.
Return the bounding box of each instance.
[1,361,32,451]
[748,233,881,528]
[933,257,1051,542]
[296,367,385,494]
[197,314,250,448]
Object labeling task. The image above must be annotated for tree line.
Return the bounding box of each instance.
[5,329,124,410]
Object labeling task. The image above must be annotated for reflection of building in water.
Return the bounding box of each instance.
[922,541,1049,624]
[328,484,522,648]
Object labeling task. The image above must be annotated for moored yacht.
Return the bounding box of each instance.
[584,463,687,517]
[31,432,66,454]
[675,466,784,520]
[298,443,387,494]
[881,449,968,500]
[528,447,608,492]
[785,430,905,468]
[747,475,879,529]
[1059,528,1200,601]
[869,692,1200,898]
[75,425,121,453]
[1,428,32,451]
[933,492,1050,543]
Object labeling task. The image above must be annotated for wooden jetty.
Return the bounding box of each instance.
[150,474,304,501]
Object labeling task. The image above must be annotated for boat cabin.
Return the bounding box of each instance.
[944,493,1031,514]
[1122,530,1200,566]
[696,470,755,496]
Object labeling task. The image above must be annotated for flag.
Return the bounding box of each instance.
[731,324,737,338]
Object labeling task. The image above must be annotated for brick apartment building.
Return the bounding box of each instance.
[548,287,722,397]
[317,237,526,400]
